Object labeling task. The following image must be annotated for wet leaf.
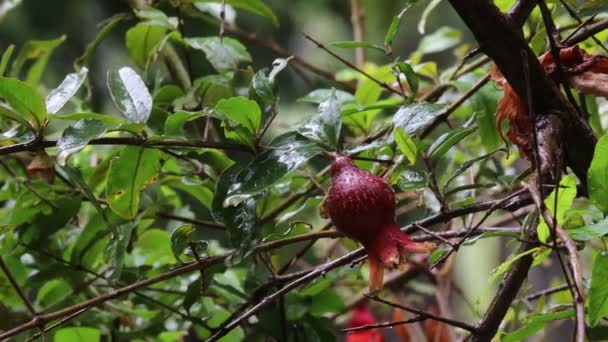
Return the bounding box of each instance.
[45,67,88,114]
[56,119,107,165]
[417,26,461,55]
[107,67,152,123]
[106,147,162,219]
[299,88,355,105]
[193,0,278,26]
[392,102,444,136]
[298,90,342,149]
[227,132,324,197]
[185,37,251,72]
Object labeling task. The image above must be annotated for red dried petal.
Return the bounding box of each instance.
[347,306,384,342]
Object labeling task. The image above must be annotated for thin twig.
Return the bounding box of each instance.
[342,316,426,333]
[303,33,403,97]
[365,294,477,333]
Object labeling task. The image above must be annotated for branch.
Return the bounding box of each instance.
[366,294,477,333]
[0,137,251,157]
[303,33,404,97]
[349,0,366,68]
[0,190,530,341]
[563,17,608,47]
[447,0,597,183]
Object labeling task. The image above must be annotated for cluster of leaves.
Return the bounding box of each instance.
[2,0,608,341]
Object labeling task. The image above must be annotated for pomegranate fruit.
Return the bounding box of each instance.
[321,155,435,292]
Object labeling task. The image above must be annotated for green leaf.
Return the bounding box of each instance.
[309,289,345,316]
[588,134,608,214]
[107,67,152,123]
[59,165,114,235]
[170,225,207,262]
[536,175,577,243]
[54,327,101,342]
[49,112,124,125]
[125,23,167,69]
[46,67,88,114]
[393,60,419,99]
[394,128,417,165]
[136,229,177,266]
[428,126,477,165]
[136,6,178,30]
[212,163,260,264]
[184,37,252,72]
[193,0,278,26]
[443,149,503,192]
[416,26,461,55]
[299,89,355,105]
[298,90,342,149]
[0,76,47,129]
[106,147,162,219]
[214,96,262,148]
[396,169,428,190]
[76,13,131,67]
[36,279,72,308]
[57,119,107,165]
[501,308,574,342]
[227,132,324,197]
[0,44,14,76]
[590,253,608,326]
[330,41,384,53]
[225,196,258,264]
[385,5,413,50]
[164,111,205,136]
[490,248,538,282]
[10,36,65,85]
[568,217,608,241]
[392,102,444,136]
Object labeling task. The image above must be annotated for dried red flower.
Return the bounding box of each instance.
[346,305,384,342]
[493,45,608,159]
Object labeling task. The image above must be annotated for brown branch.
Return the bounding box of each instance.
[0,137,251,157]
[525,284,570,301]
[0,191,529,341]
[448,0,597,183]
[341,316,426,333]
[303,33,404,97]
[0,256,37,316]
[526,183,585,342]
[349,0,366,68]
[366,294,477,333]
[563,17,608,47]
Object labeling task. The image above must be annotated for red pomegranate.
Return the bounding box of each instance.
[321,155,435,291]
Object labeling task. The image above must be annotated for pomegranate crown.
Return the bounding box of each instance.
[328,153,355,174]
